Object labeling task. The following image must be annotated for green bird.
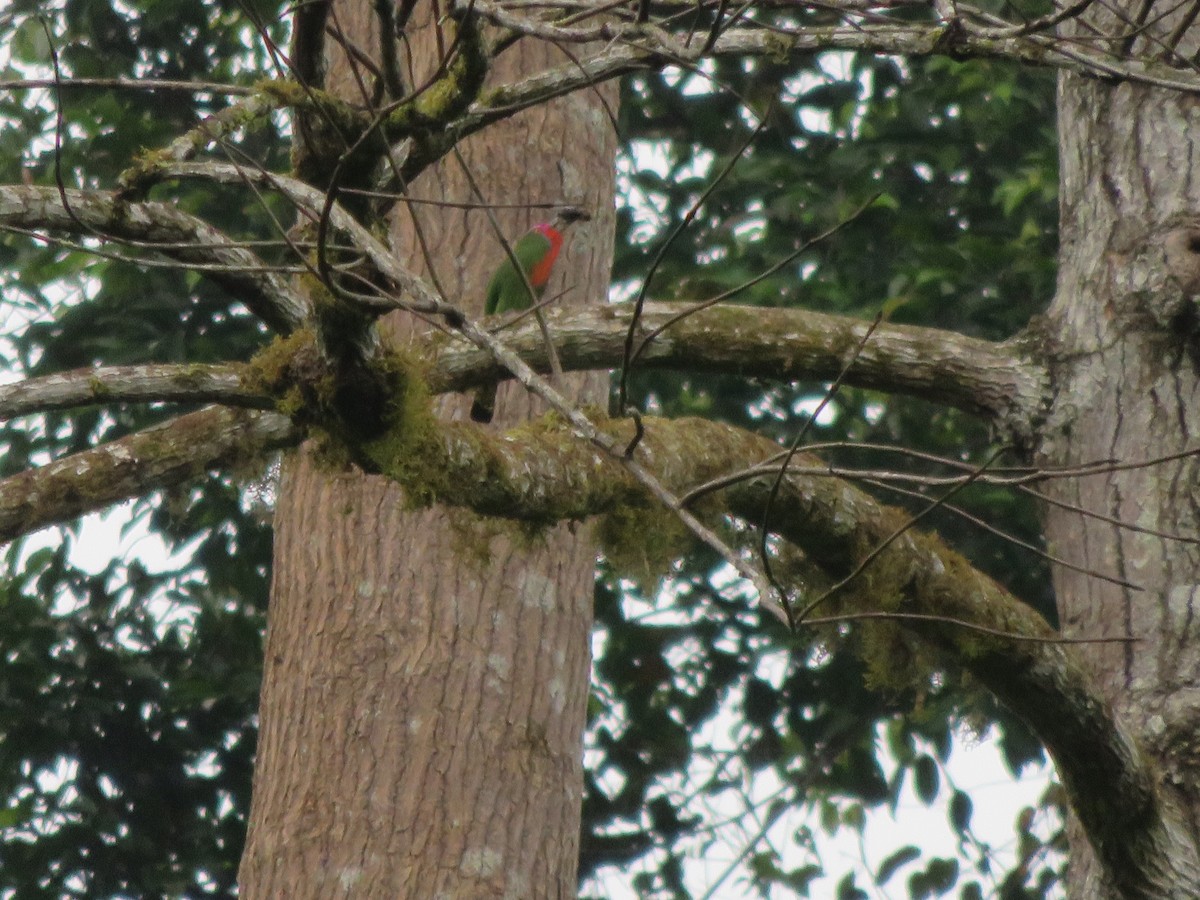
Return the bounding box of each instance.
[470,207,590,423]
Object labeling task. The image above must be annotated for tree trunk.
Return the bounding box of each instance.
[1041,8,1200,894]
[238,2,617,895]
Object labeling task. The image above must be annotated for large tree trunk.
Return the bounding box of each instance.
[1041,8,1200,895]
[238,3,616,896]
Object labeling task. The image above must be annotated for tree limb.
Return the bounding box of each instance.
[0,406,297,544]
[422,302,1048,436]
[152,161,446,313]
[0,303,1045,436]
[0,185,308,332]
[0,364,267,421]
[721,450,1200,900]
[437,14,1200,172]
[360,410,1200,899]
[0,182,1044,433]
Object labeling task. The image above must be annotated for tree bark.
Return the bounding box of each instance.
[238,2,616,895]
[1040,6,1200,894]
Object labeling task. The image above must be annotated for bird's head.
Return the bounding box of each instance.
[552,206,591,231]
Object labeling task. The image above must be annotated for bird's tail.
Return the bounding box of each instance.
[470,382,497,423]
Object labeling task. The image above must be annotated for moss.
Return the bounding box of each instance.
[475,85,509,109]
[443,506,567,572]
[242,328,320,398]
[257,81,368,135]
[307,279,372,353]
[444,508,504,569]
[383,15,487,137]
[356,347,452,502]
[117,146,177,194]
[172,364,221,391]
[764,32,795,64]
[801,505,949,698]
[919,546,1053,656]
[255,78,305,106]
[119,89,281,195]
[307,425,359,471]
[598,501,692,585]
[87,376,111,400]
[259,81,378,187]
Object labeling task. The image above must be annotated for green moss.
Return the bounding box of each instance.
[242,328,320,398]
[259,81,378,187]
[357,348,452,502]
[443,506,568,572]
[257,81,368,134]
[476,85,509,109]
[383,15,487,137]
[87,376,111,400]
[119,89,282,194]
[800,505,948,698]
[310,279,370,339]
[117,146,176,193]
[598,501,692,585]
[765,32,795,64]
[255,78,305,106]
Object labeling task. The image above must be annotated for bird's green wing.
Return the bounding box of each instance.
[485,230,554,315]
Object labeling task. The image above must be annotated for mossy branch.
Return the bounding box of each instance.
[0,185,308,332]
[0,300,1047,436]
[383,10,488,137]
[352,406,1200,897]
[425,302,1047,434]
[0,406,296,544]
[117,88,286,198]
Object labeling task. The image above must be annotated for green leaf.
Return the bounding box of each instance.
[914,754,940,805]
[876,845,920,884]
[908,857,959,898]
[949,790,973,834]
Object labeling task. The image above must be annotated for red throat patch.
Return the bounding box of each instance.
[528,224,564,288]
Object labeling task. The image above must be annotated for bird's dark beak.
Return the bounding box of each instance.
[555,206,591,228]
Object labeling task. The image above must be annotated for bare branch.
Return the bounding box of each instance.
[449,14,1200,153]
[0,364,267,421]
[154,161,445,313]
[0,77,258,95]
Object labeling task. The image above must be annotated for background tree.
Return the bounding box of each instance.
[0,0,1198,898]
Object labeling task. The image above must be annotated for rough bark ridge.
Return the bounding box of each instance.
[237,2,617,896]
[1041,4,1200,894]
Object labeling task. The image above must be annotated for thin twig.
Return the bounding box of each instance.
[617,107,772,417]
[797,446,1010,622]
[761,313,885,629]
[803,610,1140,644]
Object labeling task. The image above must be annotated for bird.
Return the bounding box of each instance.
[470,207,590,423]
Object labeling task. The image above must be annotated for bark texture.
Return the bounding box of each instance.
[238,1,617,896]
[1040,5,1200,894]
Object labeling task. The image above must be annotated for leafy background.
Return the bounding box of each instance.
[0,0,1062,896]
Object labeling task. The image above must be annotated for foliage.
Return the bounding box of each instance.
[592,18,1062,895]
[0,2,283,896]
[0,1,1065,898]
